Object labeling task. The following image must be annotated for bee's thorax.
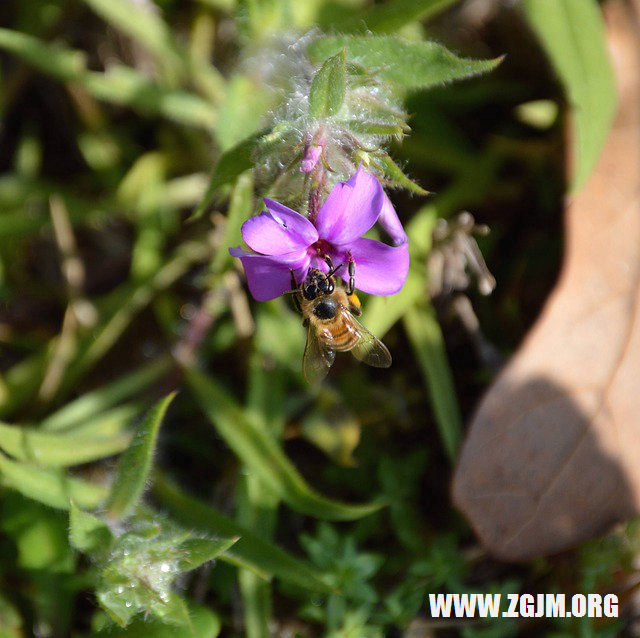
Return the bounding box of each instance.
[313,298,338,319]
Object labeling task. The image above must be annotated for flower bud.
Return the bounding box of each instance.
[301,144,323,173]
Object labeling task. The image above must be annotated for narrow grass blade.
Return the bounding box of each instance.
[216,75,270,152]
[522,0,616,191]
[56,241,209,401]
[0,27,85,82]
[188,371,383,521]
[81,67,216,129]
[0,29,214,128]
[0,451,106,509]
[0,351,47,419]
[362,204,438,336]
[362,268,423,339]
[80,0,184,80]
[211,172,253,273]
[41,356,170,431]
[153,473,333,593]
[106,393,176,520]
[239,569,271,638]
[403,302,462,461]
[0,421,131,468]
[338,0,458,34]
[191,134,260,219]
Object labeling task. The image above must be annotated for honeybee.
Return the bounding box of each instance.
[291,258,391,383]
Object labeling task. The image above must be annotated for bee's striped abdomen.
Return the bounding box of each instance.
[319,320,359,352]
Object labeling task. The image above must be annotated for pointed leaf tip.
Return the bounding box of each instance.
[106,392,177,520]
[309,50,348,119]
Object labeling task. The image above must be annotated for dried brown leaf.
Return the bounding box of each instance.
[452,0,640,561]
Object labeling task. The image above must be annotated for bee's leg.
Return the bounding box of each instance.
[290,269,302,313]
[345,253,361,315]
[323,254,345,279]
[346,252,356,295]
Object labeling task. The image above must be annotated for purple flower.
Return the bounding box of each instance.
[229,167,409,301]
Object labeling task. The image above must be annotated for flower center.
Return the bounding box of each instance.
[311,239,331,258]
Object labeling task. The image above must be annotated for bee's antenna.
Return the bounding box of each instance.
[326,263,344,278]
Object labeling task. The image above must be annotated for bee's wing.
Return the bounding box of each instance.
[303,323,335,384]
[339,308,392,368]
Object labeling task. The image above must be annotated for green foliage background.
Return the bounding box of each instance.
[0,0,629,636]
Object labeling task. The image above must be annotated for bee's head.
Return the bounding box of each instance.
[302,269,334,300]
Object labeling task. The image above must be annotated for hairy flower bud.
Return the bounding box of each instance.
[247,33,412,207]
[301,144,323,173]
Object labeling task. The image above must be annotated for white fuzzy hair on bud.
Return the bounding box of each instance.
[240,31,408,210]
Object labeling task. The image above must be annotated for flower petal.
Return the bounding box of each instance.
[230,247,310,301]
[328,238,409,296]
[315,167,384,245]
[241,201,317,256]
[378,191,408,246]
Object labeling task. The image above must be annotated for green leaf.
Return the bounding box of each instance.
[196,0,236,12]
[361,269,422,339]
[308,35,501,91]
[239,568,271,638]
[41,356,171,431]
[403,302,462,461]
[49,405,141,441]
[0,421,131,467]
[55,241,210,401]
[309,49,347,119]
[176,537,239,571]
[370,153,429,195]
[0,451,107,509]
[337,0,458,34]
[211,171,253,273]
[341,120,406,138]
[154,472,333,593]
[1,495,74,573]
[0,31,214,128]
[69,502,113,553]
[153,592,193,628]
[92,602,221,638]
[106,393,176,520]
[95,517,211,627]
[216,75,271,151]
[97,588,139,627]
[362,204,438,335]
[522,0,616,191]
[191,133,260,219]
[187,371,382,521]
[81,66,216,128]
[0,351,47,419]
[0,27,86,82]
[80,0,184,80]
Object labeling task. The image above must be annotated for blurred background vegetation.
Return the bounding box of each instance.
[0,0,633,636]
